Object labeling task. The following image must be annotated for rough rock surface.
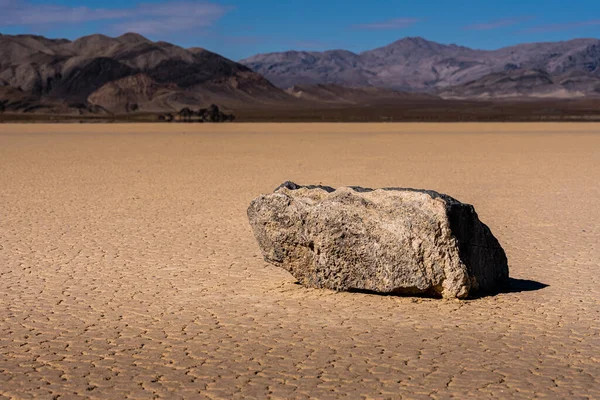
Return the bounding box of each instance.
[248,181,509,299]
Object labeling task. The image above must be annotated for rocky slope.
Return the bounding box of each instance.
[286,83,439,104]
[242,37,600,98]
[4,33,600,115]
[0,33,289,114]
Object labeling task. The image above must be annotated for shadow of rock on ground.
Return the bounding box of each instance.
[295,278,549,300]
[467,278,549,299]
[501,278,549,294]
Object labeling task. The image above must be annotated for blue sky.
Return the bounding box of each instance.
[1,0,600,60]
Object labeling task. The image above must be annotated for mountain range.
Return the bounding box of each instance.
[0,32,288,114]
[1,33,600,117]
[241,37,600,98]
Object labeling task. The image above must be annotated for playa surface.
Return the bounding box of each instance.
[1,123,599,399]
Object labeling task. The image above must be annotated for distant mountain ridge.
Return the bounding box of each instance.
[2,33,600,116]
[0,33,288,114]
[241,37,600,98]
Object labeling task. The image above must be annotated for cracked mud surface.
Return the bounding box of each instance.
[1,123,599,399]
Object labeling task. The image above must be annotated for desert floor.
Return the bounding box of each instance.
[1,123,599,399]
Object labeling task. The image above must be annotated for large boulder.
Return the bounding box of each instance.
[248,182,509,299]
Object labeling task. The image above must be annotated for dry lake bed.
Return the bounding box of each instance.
[1,123,599,399]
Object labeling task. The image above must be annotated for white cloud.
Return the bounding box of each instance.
[0,1,231,34]
[463,17,534,31]
[353,18,420,31]
[522,19,600,33]
[113,2,230,34]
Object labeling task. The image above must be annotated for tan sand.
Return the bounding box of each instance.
[1,123,599,399]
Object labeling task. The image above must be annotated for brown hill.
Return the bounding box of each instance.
[0,33,289,114]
